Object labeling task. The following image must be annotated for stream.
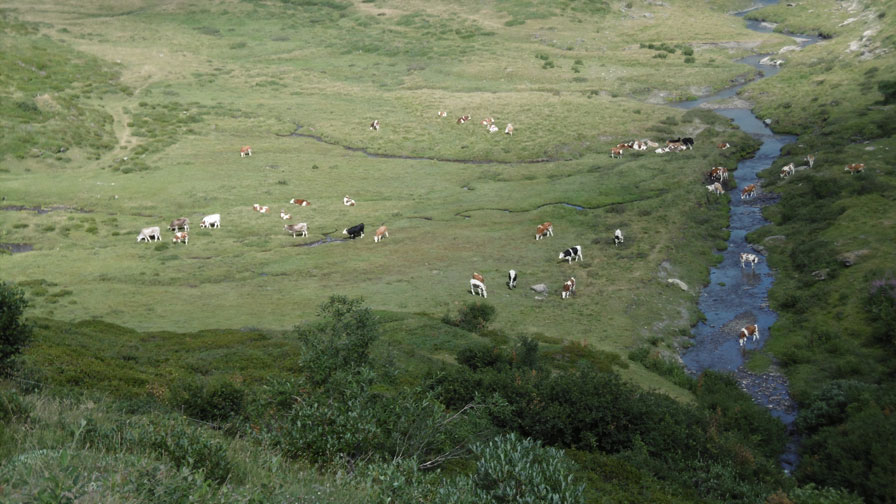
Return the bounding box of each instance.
[676,4,819,473]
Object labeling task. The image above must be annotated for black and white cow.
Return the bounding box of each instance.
[558,245,583,263]
[682,137,695,149]
[614,229,624,247]
[343,223,365,239]
[507,269,517,289]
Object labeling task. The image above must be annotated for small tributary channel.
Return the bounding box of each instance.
[674,3,819,472]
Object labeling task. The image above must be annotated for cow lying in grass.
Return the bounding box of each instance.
[845,163,864,174]
[253,204,270,213]
[290,198,311,206]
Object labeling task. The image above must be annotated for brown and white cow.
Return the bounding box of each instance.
[504,123,514,135]
[290,198,311,206]
[374,225,389,242]
[706,182,724,196]
[709,166,729,183]
[806,154,815,168]
[457,115,471,124]
[780,162,795,178]
[480,117,494,126]
[536,221,554,240]
[370,120,380,131]
[740,184,757,199]
[344,196,356,206]
[740,252,760,270]
[172,231,189,245]
[437,111,448,118]
[240,146,252,157]
[253,204,270,213]
[717,142,730,150]
[845,163,864,174]
[284,222,308,237]
[168,217,189,232]
[561,277,576,299]
[610,147,625,159]
[738,324,759,346]
[472,272,484,284]
[470,278,487,298]
[280,210,291,220]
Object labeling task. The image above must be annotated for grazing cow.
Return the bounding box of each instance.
[480,117,494,126]
[616,142,634,150]
[559,245,583,263]
[470,278,487,298]
[718,142,730,150]
[806,154,815,168]
[172,231,189,245]
[374,225,388,242]
[370,120,380,131]
[472,272,484,284]
[199,214,221,229]
[240,146,252,157]
[343,223,365,239]
[284,222,308,237]
[780,162,795,178]
[738,324,759,346]
[614,229,624,247]
[561,277,576,299]
[507,269,517,289]
[137,226,161,243]
[168,217,189,232]
[610,147,624,159]
[505,123,514,135]
[740,252,760,270]
[740,184,757,199]
[706,182,724,196]
[438,111,448,118]
[682,137,695,149]
[709,166,729,183]
[280,210,291,220]
[536,222,554,240]
[457,115,471,124]
[343,196,356,206]
[488,124,499,133]
[253,204,270,213]
[845,163,864,174]
[290,198,311,206]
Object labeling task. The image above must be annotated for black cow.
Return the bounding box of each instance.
[343,223,365,239]
[558,245,583,264]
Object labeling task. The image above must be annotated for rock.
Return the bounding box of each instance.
[751,244,768,256]
[811,269,828,281]
[865,146,876,151]
[764,118,773,125]
[763,235,786,243]
[530,283,549,293]
[667,278,688,291]
[838,249,871,266]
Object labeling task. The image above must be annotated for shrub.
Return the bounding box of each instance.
[867,276,896,347]
[169,376,245,423]
[451,301,496,333]
[0,281,32,374]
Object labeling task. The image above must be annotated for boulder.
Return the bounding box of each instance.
[838,249,871,267]
[530,283,549,294]
[667,278,688,291]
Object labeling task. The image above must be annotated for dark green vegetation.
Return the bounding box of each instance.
[0,282,32,373]
[2,0,894,501]
[740,0,896,502]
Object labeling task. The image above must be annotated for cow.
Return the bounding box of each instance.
[614,229,624,247]
[706,182,724,196]
[343,223,364,239]
[168,217,189,232]
[472,272,484,284]
[666,142,686,152]
[682,137,695,149]
[370,120,380,131]
[280,210,291,220]
[438,111,448,118]
[806,154,815,168]
[709,166,729,183]
[740,252,760,270]
[344,196,356,206]
[561,277,576,299]
[717,142,730,150]
[240,146,252,157]
[470,278,487,298]
[488,124,499,133]
[655,146,670,154]
[172,231,189,245]
[480,117,494,126]
[505,123,514,135]
[845,163,864,174]
[284,222,308,237]
[199,214,220,229]
[780,162,795,178]
[559,245,583,263]
[374,225,388,242]
[457,115,471,124]
[137,226,161,243]
[507,269,517,289]
[644,140,659,148]
[610,147,624,159]
[253,204,270,213]
[616,142,634,150]
[631,140,648,151]
[738,324,759,346]
[666,137,681,146]
[290,199,311,206]
[536,222,554,240]
[741,184,757,199]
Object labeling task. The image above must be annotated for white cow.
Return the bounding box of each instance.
[199,214,221,229]
[740,252,760,270]
[137,226,161,243]
[285,222,308,237]
[470,278,487,298]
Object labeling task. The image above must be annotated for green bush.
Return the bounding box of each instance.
[451,301,496,333]
[169,376,246,423]
[867,276,896,347]
[0,281,33,373]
